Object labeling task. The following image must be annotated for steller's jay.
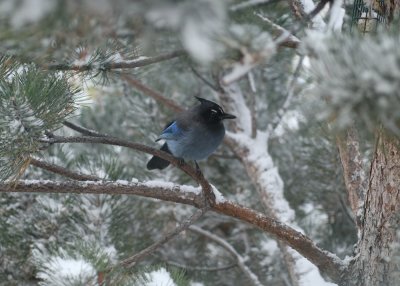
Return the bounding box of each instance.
[147,97,236,170]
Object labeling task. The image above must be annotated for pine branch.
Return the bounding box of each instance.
[122,74,184,113]
[189,225,263,286]
[0,179,344,283]
[42,135,215,203]
[1,180,202,206]
[63,120,107,137]
[43,50,186,72]
[120,208,207,268]
[30,157,101,181]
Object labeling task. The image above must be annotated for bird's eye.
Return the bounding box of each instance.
[210,109,218,114]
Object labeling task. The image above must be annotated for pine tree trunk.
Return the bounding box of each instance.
[345,131,400,285]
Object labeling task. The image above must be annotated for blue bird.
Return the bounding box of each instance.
[147,97,236,170]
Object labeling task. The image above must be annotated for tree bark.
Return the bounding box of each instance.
[336,127,367,228]
[345,131,400,286]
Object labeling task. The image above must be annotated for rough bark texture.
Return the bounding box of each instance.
[336,127,367,228]
[346,132,400,286]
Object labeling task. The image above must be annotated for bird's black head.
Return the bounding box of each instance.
[195,96,236,124]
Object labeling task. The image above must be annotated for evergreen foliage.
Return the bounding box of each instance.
[304,32,400,135]
[0,58,79,180]
[0,0,385,285]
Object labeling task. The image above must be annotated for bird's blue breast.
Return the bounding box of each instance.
[161,122,225,161]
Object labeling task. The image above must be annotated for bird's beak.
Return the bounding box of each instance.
[221,113,236,120]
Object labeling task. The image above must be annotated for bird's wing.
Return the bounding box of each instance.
[156,121,184,141]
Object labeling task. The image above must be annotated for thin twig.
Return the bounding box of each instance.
[43,50,186,72]
[63,121,107,137]
[122,74,183,113]
[189,225,263,286]
[190,66,223,92]
[268,55,304,134]
[120,208,207,268]
[166,260,237,272]
[230,0,279,11]
[30,157,101,181]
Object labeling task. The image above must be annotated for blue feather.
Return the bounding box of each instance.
[157,121,183,141]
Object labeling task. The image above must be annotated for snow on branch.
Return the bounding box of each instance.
[220,84,340,285]
[41,134,215,202]
[0,179,344,283]
[221,16,302,85]
[255,12,301,49]
[43,50,185,72]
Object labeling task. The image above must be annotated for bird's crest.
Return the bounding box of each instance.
[195,96,224,113]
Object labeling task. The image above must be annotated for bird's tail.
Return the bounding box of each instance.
[146,143,171,170]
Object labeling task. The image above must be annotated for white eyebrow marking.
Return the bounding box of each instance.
[211,109,218,113]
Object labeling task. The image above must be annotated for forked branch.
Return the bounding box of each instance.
[1,179,343,282]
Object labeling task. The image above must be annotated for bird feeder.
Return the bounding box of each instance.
[351,0,387,32]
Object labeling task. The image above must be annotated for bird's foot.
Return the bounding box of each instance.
[195,161,203,176]
[178,158,185,167]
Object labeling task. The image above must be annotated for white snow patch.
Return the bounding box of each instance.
[144,268,176,286]
[181,184,201,195]
[342,255,354,266]
[9,119,23,134]
[328,0,345,31]
[116,179,130,186]
[73,51,92,66]
[294,251,338,286]
[37,196,65,214]
[300,0,326,31]
[229,85,253,135]
[144,180,200,195]
[144,180,175,189]
[273,110,302,137]
[190,282,205,286]
[211,185,226,204]
[146,1,225,64]
[37,257,96,283]
[182,20,216,63]
[260,238,279,254]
